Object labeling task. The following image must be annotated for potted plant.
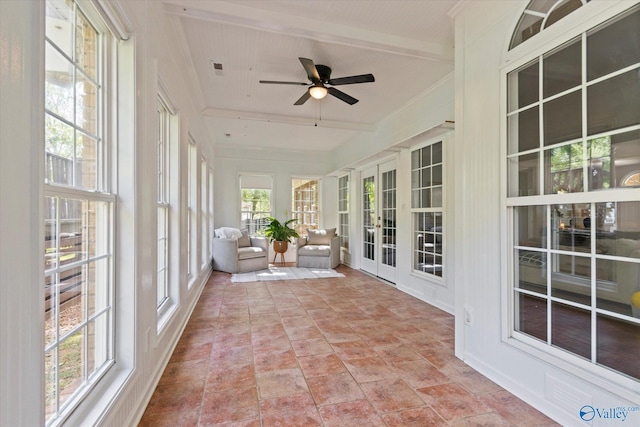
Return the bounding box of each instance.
[264,216,299,257]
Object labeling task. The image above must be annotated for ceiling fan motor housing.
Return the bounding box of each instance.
[314,65,332,83]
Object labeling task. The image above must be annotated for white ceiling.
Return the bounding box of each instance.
[164,0,458,153]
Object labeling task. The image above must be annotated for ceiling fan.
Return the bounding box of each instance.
[259,57,375,105]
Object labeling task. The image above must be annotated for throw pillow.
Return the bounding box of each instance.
[215,227,243,239]
[238,229,251,248]
[307,228,336,245]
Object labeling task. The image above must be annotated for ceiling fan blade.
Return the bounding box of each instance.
[299,57,320,82]
[294,90,311,105]
[328,74,375,85]
[328,87,358,105]
[259,80,308,85]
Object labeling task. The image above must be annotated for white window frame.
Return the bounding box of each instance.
[410,140,445,281]
[292,177,321,236]
[186,135,197,286]
[156,96,170,310]
[239,174,273,234]
[156,78,179,325]
[338,174,350,250]
[43,1,115,424]
[200,156,209,270]
[502,1,640,396]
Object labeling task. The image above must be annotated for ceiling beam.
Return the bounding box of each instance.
[163,1,453,63]
[202,108,376,132]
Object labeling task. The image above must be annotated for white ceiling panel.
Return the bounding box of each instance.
[164,0,458,153]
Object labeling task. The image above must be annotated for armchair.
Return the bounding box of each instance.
[296,228,340,269]
[212,228,268,273]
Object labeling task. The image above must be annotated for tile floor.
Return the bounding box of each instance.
[139,266,559,426]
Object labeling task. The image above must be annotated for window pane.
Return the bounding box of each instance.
[552,302,591,359]
[596,259,640,317]
[422,146,431,165]
[516,249,547,293]
[411,149,420,170]
[587,69,640,136]
[45,116,76,186]
[77,133,97,191]
[595,201,640,257]
[45,43,74,123]
[86,258,110,317]
[76,74,97,135]
[508,60,539,111]
[543,39,581,98]
[45,350,57,419]
[87,315,109,375]
[551,203,591,253]
[543,90,582,145]
[57,329,85,408]
[587,7,640,81]
[292,178,319,235]
[515,205,546,248]
[508,106,539,154]
[46,0,73,58]
[508,152,539,197]
[544,142,584,194]
[432,187,442,208]
[75,11,98,80]
[432,165,442,186]
[589,131,640,191]
[515,292,547,342]
[432,142,442,164]
[596,314,640,380]
[551,255,591,305]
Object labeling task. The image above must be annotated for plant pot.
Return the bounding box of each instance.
[273,240,288,254]
[272,240,288,265]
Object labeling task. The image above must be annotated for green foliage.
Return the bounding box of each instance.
[263,216,299,243]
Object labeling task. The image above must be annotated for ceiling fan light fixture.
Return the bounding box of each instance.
[309,84,327,100]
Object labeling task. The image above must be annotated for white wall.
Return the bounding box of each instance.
[453,1,640,425]
[0,2,45,426]
[0,1,218,426]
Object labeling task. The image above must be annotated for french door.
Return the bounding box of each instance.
[360,159,397,283]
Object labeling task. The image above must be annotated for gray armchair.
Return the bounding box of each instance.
[212,228,268,273]
[296,228,340,269]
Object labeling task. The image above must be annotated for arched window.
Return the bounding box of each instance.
[622,172,640,188]
[506,3,640,384]
[510,0,590,49]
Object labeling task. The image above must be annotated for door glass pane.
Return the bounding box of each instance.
[587,8,640,81]
[381,170,396,268]
[587,69,640,136]
[363,176,375,261]
[543,39,581,98]
[508,106,539,154]
[543,90,582,145]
